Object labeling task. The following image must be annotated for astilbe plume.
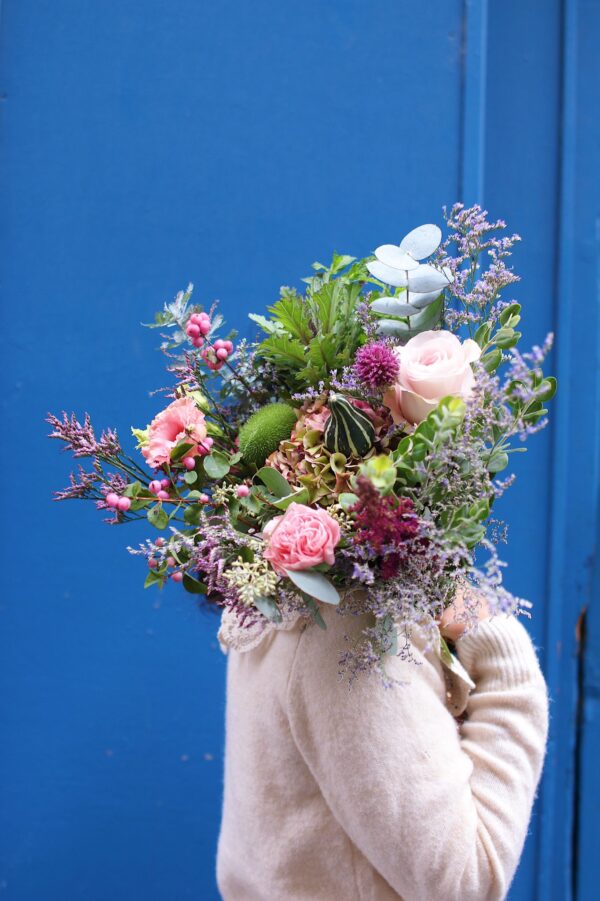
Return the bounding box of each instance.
[351,477,422,579]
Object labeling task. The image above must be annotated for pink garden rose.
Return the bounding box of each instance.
[263,502,341,574]
[383,330,481,425]
[142,396,208,469]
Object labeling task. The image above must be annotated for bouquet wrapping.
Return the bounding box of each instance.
[48,205,556,682]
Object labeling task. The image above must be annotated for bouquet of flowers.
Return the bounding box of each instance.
[48,205,556,682]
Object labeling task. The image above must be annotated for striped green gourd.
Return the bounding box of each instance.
[324,394,376,458]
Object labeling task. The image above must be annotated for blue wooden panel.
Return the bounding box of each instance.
[567,3,600,900]
[0,2,467,899]
[482,2,564,898]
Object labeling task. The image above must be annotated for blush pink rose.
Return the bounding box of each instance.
[262,502,341,574]
[383,330,481,425]
[142,396,208,469]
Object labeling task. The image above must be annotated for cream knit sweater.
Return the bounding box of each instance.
[216,604,549,901]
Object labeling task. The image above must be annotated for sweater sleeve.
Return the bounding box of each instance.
[286,612,549,901]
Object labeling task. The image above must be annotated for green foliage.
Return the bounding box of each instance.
[252,257,367,394]
[182,574,207,594]
[271,488,311,510]
[476,303,523,373]
[147,504,169,530]
[285,568,340,605]
[203,451,231,480]
[376,295,444,340]
[255,466,292,497]
[441,498,490,549]
[359,455,396,493]
[253,595,283,623]
[239,403,298,467]
[392,397,467,489]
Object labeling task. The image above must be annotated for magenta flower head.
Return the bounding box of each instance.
[353,341,400,391]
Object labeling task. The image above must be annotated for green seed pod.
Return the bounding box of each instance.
[238,403,298,467]
[323,394,376,458]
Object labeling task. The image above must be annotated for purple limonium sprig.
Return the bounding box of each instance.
[439,204,522,333]
[54,465,101,501]
[47,412,122,459]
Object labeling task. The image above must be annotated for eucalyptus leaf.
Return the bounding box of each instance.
[272,488,311,511]
[377,296,443,339]
[183,504,202,525]
[203,452,231,480]
[285,568,340,605]
[407,264,452,294]
[482,348,503,373]
[366,260,408,288]
[304,597,327,629]
[256,466,291,498]
[254,595,283,623]
[399,223,442,259]
[488,449,509,473]
[339,492,359,511]
[184,471,198,485]
[170,441,195,463]
[182,574,207,595]
[538,377,557,401]
[408,289,442,310]
[374,245,419,271]
[371,297,419,317]
[122,481,142,498]
[147,504,169,530]
[144,570,163,589]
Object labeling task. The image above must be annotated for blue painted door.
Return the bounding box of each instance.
[1,2,597,899]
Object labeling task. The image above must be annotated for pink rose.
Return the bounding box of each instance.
[263,502,341,574]
[383,330,481,425]
[142,396,208,469]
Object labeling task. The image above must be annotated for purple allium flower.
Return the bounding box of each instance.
[353,341,400,391]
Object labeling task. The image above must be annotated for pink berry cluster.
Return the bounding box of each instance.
[185,312,234,371]
[105,492,131,512]
[149,478,172,501]
[201,338,234,371]
[147,537,189,582]
[185,311,212,346]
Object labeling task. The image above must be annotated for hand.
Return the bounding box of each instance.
[439,585,491,643]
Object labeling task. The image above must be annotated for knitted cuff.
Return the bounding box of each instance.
[455,614,543,690]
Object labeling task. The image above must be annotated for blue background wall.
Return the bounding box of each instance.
[1,1,598,899]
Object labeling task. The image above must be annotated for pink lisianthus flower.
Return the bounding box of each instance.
[262,502,341,574]
[383,330,481,425]
[141,397,209,469]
